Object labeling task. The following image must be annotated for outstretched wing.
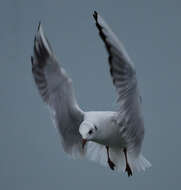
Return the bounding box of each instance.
[93,12,144,153]
[31,23,84,158]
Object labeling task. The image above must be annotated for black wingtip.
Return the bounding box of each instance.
[93,11,98,21]
[38,21,41,31]
[34,35,36,44]
[31,56,34,65]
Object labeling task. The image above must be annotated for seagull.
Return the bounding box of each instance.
[31,11,151,177]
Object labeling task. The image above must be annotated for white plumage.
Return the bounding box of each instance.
[31,11,151,177]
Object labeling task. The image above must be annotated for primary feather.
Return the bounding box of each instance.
[93,11,144,157]
[32,23,84,158]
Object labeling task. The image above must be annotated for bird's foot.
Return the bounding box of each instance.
[125,163,132,177]
[108,159,115,170]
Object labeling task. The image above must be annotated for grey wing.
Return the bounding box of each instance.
[31,23,84,158]
[93,12,144,153]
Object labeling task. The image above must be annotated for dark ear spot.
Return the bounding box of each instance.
[95,125,98,130]
[88,129,93,135]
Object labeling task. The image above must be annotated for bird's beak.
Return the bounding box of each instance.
[82,138,87,149]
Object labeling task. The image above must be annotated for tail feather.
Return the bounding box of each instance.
[131,154,152,172]
[84,142,151,173]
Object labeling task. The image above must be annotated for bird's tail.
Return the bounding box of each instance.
[85,142,151,173]
[109,148,151,172]
[130,154,152,172]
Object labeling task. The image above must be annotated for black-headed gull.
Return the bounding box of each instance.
[31,11,151,177]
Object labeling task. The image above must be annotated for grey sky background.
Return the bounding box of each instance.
[0,0,181,189]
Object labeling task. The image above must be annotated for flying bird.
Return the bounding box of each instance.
[31,11,151,177]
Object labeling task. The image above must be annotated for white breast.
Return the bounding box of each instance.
[84,111,126,148]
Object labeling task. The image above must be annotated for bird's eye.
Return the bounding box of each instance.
[88,130,93,135]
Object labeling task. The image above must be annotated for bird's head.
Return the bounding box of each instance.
[79,120,98,149]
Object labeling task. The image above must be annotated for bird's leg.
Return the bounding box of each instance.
[106,146,115,170]
[123,148,133,177]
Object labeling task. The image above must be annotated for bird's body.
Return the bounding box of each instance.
[31,11,151,176]
[83,111,140,151]
[84,111,121,147]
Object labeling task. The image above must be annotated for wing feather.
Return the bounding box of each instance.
[31,23,84,157]
[93,12,144,154]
